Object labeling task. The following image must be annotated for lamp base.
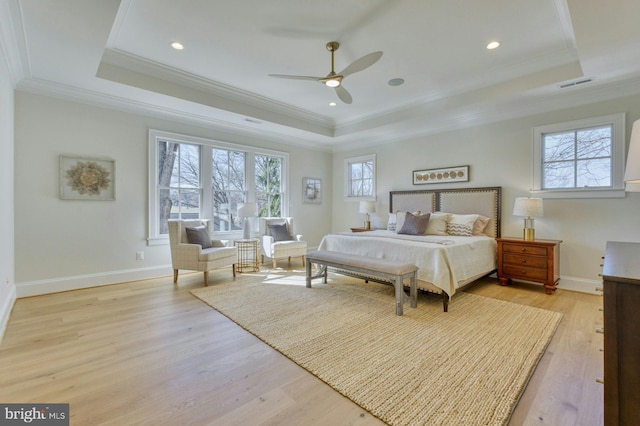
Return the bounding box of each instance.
[523,227,535,241]
[242,220,251,240]
[364,220,371,230]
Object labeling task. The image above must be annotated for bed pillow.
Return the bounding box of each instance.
[185,225,213,249]
[395,211,422,234]
[446,214,479,237]
[387,213,397,231]
[425,212,450,235]
[268,223,293,241]
[472,215,491,236]
[397,212,431,235]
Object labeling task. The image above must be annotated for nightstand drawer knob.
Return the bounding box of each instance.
[521,270,527,275]
[521,248,527,252]
[521,258,527,263]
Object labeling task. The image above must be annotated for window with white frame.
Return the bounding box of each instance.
[532,113,626,198]
[148,130,289,244]
[344,154,376,201]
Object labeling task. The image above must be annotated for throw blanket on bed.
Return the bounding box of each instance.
[318,230,497,297]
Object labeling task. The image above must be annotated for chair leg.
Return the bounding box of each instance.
[173,269,179,283]
[261,255,264,264]
[204,271,209,286]
[288,256,291,264]
[301,255,305,266]
[273,258,277,268]
[232,264,236,277]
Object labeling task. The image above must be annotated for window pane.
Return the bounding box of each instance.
[350,163,363,179]
[179,144,200,188]
[362,161,373,179]
[576,126,612,159]
[212,149,229,188]
[158,188,172,234]
[158,141,178,185]
[577,158,611,187]
[229,151,245,191]
[543,160,574,188]
[543,132,574,162]
[179,190,200,218]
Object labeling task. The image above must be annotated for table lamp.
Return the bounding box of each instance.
[513,197,543,241]
[359,201,376,230]
[237,202,257,240]
[624,118,640,192]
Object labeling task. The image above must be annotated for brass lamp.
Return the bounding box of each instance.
[359,201,376,230]
[513,197,543,241]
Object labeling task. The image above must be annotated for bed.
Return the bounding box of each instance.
[318,187,501,300]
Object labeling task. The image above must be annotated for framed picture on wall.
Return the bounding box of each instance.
[412,165,469,185]
[302,177,322,204]
[59,155,115,200]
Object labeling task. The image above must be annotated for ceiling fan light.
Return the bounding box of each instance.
[325,79,340,88]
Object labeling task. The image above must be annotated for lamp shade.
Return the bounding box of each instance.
[624,118,640,191]
[237,202,257,218]
[513,197,543,217]
[359,201,376,214]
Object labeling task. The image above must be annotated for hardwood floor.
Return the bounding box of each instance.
[0,268,604,425]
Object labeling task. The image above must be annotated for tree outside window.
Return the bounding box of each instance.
[255,155,282,217]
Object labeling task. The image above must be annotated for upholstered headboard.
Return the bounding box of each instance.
[389,187,502,237]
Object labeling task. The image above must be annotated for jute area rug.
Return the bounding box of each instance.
[191,272,562,426]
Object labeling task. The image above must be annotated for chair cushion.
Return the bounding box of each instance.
[198,246,237,261]
[268,223,293,241]
[185,226,212,249]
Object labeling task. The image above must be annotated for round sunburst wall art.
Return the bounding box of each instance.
[60,156,115,200]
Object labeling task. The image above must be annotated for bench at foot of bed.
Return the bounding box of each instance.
[305,250,418,316]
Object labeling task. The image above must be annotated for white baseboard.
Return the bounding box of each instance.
[510,275,602,295]
[0,284,16,343]
[15,265,174,298]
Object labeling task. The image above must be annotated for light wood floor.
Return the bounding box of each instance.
[0,266,604,425]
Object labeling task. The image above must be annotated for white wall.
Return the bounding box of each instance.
[0,42,16,338]
[332,94,640,294]
[13,92,332,296]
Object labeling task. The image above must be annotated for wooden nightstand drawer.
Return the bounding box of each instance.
[503,253,548,269]
[501,243,548,257]
[503,265,548,282]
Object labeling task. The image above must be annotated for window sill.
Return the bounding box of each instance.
[529,188,626,199]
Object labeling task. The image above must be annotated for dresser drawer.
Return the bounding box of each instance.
[503,253,548,269]
[502,243,548,257]
[503,265,548,282]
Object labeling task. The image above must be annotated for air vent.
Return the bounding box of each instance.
[560,78,593,89]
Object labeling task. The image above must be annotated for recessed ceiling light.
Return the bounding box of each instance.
[388,78,405,87]
[486,41,500,50]
[171,42,184,50]
[329,102,337,107]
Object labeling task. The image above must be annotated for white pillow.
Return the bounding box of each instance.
[446,213,479,237]
[387,213,397,231]
[472,215,491,236]
[425,212,450,235]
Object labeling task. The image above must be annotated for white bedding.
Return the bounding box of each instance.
[318,230,497,297]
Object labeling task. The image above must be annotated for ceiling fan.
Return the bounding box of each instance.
[268,41,383,104]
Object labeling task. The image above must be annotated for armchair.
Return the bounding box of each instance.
[259,217,307,268]
[168,219,237,286]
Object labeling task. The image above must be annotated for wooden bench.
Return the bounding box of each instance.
[305,250,418,316]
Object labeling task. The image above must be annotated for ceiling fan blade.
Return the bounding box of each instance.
[338,51,383,78]
[268,74,323,81]
[334,85,353,104]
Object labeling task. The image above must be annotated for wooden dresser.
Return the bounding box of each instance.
[602,241,640,425]
[496,237,562,294]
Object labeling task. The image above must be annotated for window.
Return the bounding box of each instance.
[344,154,376,201]
[532,113,626,198]
[149,130,289,244]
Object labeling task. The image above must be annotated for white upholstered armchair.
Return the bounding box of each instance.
[168,219,237,286]
[259,217,307,268]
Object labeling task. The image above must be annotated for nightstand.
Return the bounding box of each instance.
[350,227,374,232]
[496,237,562,294]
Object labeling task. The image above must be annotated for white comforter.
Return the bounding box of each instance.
[318,230,497,297]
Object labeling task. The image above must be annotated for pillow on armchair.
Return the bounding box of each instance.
[185,226,213,249]
[268,223,293,242]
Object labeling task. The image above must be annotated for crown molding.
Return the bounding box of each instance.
[0,0,29,86]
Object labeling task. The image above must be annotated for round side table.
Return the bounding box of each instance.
[234,239,260,273]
